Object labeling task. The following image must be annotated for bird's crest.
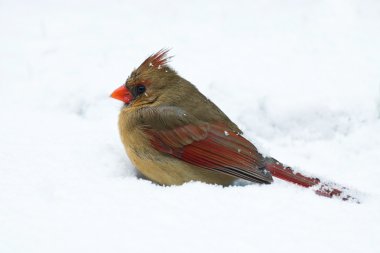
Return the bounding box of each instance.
[141,49,173,70]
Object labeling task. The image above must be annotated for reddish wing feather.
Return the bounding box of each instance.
[145,123,273,184]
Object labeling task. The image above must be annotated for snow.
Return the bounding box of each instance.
[1,0,380,252]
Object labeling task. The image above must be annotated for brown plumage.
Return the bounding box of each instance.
[110,49,360,202]
[111,49,272,185]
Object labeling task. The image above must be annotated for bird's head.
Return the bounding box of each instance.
[111,49,180,108]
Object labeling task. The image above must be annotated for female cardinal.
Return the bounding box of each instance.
[111,49,358,202]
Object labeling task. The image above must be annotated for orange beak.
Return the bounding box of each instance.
[110,85,134,104]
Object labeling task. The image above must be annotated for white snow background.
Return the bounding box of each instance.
[1,0,380,252]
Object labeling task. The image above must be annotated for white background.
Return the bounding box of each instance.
[1,0,379,252]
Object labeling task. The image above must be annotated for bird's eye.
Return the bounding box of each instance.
[136,85,146,95]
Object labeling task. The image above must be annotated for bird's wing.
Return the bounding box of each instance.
[139,106,273,184]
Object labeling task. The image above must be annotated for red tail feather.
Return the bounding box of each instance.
[264,157,360,203]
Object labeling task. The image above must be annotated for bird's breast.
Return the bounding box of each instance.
[117,109,236,186]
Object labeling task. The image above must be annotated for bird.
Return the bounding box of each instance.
[111,49,358,202]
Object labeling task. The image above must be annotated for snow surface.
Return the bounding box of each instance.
[1,0,380,252]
